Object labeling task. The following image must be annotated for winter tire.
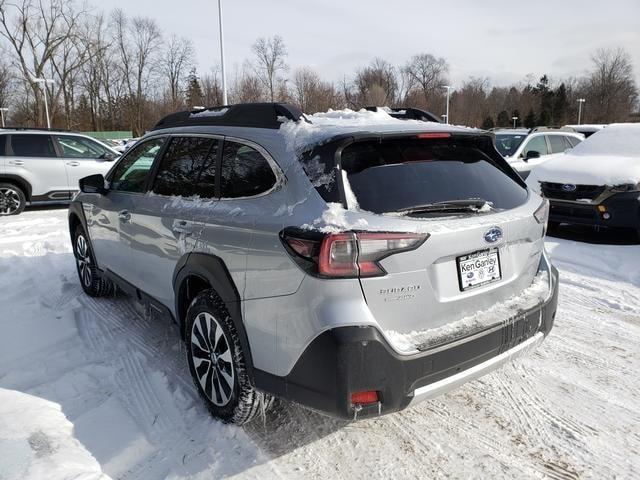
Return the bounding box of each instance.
[0,183,26,216]
[73,226,113,297]
[185,289,272,425]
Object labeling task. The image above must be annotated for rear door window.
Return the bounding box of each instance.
[153,137,219,197]
[9,134,56,157]
[548,135,568,154]
[220,141,276,198]
[340,138,527,215]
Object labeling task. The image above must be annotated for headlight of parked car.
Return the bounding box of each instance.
[611,183,640,192]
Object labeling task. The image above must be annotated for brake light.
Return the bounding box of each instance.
[416,132,451,139]
[351,390,379,405]
[282,229,428,278]
[534,198,550,236]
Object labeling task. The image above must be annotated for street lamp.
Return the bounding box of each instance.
[442,85,451,124]
[577,98,586,125]
[33,77,55,129]
[0,108,8,128]
[217,0,228,105]
[441,114,447,123]
[512,116,518,128]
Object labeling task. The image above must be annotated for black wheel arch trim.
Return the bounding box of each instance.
[0,174,32,200]
[173,252,256,384]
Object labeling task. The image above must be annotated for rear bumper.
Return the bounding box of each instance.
[549,192,640,229]
[255,265,559,420]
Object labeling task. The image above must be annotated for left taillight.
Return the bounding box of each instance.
[534,198,550,236]
[281,228,428,278]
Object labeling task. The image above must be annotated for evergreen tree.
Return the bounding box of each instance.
[524,109,536,128]
[553,83,568,125]
[534,75,554,126]
[185,68,204,108]
[481,116,495,130]
[496,110,510,127]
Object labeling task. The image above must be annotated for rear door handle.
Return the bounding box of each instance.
[8,160,24,166]
[172,219,194,235]
[66,161,80,167]
[118,210,131,223]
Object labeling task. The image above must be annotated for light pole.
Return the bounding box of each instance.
[512,116,518,128]
[33,77,55,128]
[577,98,586,125]
[441,114,447,123]
[217,0,228,105]
[442,85,451,124]
[0,108,8,128]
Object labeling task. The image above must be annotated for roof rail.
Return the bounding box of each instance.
[152,103,309,130]
[364,106,442,123]
[529,126,577,134]
[0,126,74,133]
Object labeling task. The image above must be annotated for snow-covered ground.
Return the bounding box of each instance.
[1,207,639,479]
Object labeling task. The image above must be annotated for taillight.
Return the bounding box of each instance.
[281,229,428,278]
[534,198,550,236]
[416,132,451,139]
[351,390,379,405]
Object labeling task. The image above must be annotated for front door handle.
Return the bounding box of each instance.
[8,160,24,166]
[172,219,194,235]
[66,161,80,167]
[118,210,131,223]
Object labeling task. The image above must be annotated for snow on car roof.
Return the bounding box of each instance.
[279,108,479,154]
[527,123,640,189]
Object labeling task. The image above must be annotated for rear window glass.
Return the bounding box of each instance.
[341,139,527,215]
[9,134,56,157]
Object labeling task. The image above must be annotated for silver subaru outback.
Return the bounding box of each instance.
[68,103,559,424]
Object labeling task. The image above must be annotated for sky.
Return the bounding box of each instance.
[101,0,640,89]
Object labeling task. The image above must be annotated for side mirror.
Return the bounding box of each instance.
[101,151,119,161]
[80,174,107,194]
[524,150,540,161]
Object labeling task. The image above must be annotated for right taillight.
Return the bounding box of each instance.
[281,228,428,278]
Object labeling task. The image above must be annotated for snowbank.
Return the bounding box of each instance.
[527,123,640,190]
[0,388,109,480]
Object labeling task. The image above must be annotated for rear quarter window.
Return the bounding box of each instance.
[340,138,528,215]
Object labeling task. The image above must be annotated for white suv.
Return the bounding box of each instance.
[493,127,584,179]
[0,129,119,215]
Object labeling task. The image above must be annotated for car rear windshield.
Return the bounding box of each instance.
[494,133,526,157]
[340,138,528,215]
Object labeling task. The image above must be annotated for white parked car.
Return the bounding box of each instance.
[493,127,584,179]
[527,123,640,238]
[0,129,120,215]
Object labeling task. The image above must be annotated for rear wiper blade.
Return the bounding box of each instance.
[397,198,494,214]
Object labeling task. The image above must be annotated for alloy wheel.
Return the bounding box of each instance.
[75,235,92,288]
[190,312,235,406]
[0,187,21,215]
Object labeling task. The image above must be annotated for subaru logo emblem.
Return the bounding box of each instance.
[562,184,577,192]
[484,227,503,243]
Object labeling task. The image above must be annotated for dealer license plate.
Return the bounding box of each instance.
[456,248,502,291]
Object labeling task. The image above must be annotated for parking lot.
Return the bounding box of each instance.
[1,206,638,479]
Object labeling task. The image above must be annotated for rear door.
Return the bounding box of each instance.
[54,135,118,193]
[6,134,67,201]
[85,137,165,281]
[339,136,543,341]
[122,135,219,308]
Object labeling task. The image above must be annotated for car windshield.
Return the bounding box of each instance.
[494,134,527,157]
[340,138,527,215]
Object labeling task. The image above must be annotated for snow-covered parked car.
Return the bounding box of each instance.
[527,123,640,238]
[68,103,559,424]
[493,127,584,179]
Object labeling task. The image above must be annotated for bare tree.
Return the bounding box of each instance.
[0,0,87,126]
[163,34,194,110]
[292,67,341,113]
[585,47,638,123]
[353,58,398,107]
[404,53,449,109]
[251,35,287,102]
